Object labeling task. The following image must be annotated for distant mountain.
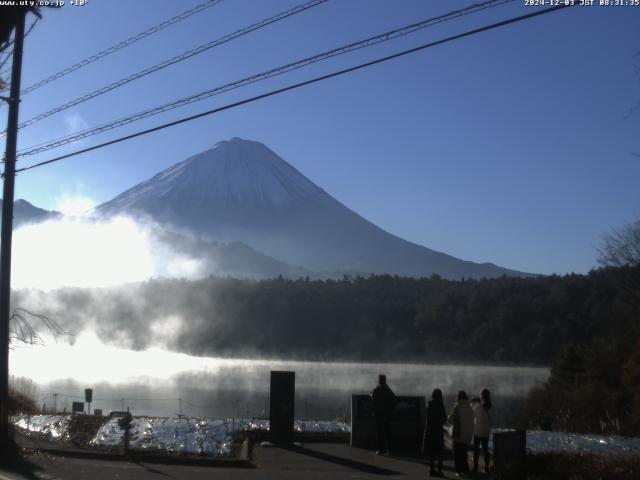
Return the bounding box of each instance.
[0,198,60,227]
[2,197,339,280]
[152,230,342,280]
[96,137,531,279]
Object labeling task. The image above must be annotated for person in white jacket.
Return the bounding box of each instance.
[448,390,474,475]
[472,388,492,473]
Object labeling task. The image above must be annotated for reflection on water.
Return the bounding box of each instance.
[11,336,548,421]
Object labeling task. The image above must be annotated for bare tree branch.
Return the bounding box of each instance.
[598,220,640,269]
[598,219,640,308]
[9,307,71,348]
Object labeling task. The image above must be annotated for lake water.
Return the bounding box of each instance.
[10,335,548,421]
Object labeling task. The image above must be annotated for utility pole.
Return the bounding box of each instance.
[0,9,26,451]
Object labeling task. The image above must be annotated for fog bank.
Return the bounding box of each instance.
[12,216,205,290]
[11,333,548,419]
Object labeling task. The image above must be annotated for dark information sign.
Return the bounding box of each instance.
[493,430,526,479]
[72,401,84,413]
[392,397,422,422]
[355,395,375,421]
[269,370,295,444]
[350,394,425,450]
[354,395,422,422]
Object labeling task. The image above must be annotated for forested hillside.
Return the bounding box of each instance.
[18,267,637,366]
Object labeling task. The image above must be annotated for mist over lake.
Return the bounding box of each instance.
[10,336,548,421]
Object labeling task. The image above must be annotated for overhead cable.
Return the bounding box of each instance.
[20,0,225,96]
[7,0,329,136]
[14,3,576,174]
[17,0,513,157]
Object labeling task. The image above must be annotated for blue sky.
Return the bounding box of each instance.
[3,0,639,275]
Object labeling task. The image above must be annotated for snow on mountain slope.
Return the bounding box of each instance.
[102,138,331,211]
[96,137,532,279]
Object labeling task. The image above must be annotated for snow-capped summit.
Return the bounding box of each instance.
[97,138,530,279]
[103,137,331,211]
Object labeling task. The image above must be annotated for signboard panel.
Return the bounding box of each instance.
[392,397,422,422]
[493,430,526,479]
[355,395,375,421]
[72,401,84,413]
[84,389,93,403]
[350,394,425,451]
[269,371,295,444]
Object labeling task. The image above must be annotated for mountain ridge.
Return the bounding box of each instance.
[0,198,61,227]
[96,137,532,279]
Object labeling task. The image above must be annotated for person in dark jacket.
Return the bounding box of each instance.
[422,388,447,477]
[371,374,395,455]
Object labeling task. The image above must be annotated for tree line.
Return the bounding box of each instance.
[19,267,634,367]
[16,264,639,433]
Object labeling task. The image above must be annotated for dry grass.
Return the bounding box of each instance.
[8,388,37,415]
[526,452,640,480]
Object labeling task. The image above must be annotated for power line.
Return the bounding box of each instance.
[182,400,225,410]
[20,0,225,96]
[0,52,13,75]
[15,0,508,152]
[0,19,37,94]
[7,0,329,136]
[17,0,513,157]
[23,18,39,40]
[0,40,13,56]
[14,3,575,175]
[41,393,239,410]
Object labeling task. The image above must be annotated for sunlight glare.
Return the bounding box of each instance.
[12,216,204,290]
[54,196,96,216]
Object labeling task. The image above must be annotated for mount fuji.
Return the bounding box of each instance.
[96,137,530,279]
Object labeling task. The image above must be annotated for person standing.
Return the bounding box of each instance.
[422,388,447,477]
[371,374,395,455]
[472,388,492,473]
[448,390,474,475]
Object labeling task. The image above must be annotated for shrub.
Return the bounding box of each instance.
[8,388,37,415]
[526,452,640,480]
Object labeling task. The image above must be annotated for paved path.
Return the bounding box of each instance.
[2,443,484,480]
[253,443,440,478]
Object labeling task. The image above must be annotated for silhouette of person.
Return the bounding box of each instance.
[422,388,447,477]
[448,390,474,475]
[472,388,492,473]
[371,374,395,455]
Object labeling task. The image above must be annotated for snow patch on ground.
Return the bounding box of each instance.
[14,416,636,458]
[12,415,350,457]
[13,415,72,440]
[522,430,640,456]
[92,417,235,456]
[295,420,350,433]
